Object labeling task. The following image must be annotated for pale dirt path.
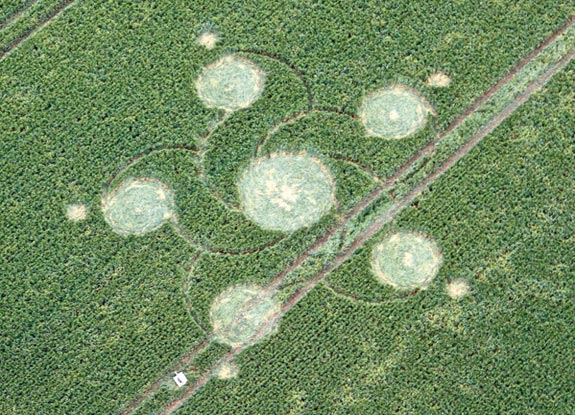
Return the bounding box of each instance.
[0,0,76,61]
[0,0,39,31]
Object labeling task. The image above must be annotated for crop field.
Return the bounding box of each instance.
[1,1,575,414]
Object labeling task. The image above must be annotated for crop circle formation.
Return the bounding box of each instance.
[196,55,265,111]
[102,178,175,236]
[359,86,430,139]
[238,153,336,233]
[210,284,280,349]
[371,231,442,290]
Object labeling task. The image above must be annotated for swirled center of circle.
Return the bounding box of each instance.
[371,232,442,289]
[359,86,430,139]
[102,178,175,235]
[210,284,280,348]
[238,154,335,232]
[195,55,265,111]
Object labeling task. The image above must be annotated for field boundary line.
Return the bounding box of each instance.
[0,0,39,31]
[154,17,575,415]
[0,0,76,61]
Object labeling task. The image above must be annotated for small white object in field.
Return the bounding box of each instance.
[173,372,188,387]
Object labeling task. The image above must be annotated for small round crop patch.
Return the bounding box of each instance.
[102,178,175,236]
[238,153,336,233]
[197,30,219,50]
[446,278,470,299]
[371,231,442,290]
[196,55,265,111]
[66,203,87,222]
[210,284,280,349]
[359,86,431,139]
[214,360,239,379]
[427,71,451,88]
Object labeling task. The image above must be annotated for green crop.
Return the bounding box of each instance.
[1,1,574,414]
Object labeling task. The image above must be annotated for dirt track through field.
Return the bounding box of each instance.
[0,0,76,61]
[120,14,575,415]
[0,0,39,31]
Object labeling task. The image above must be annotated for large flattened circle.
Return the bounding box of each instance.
[238,154,335,233]
[210,284,280,349]
[359,86,430,139]
[196,55,265,111]
[371,231,442,290]
[102,178,175,236]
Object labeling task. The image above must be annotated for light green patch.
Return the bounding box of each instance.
[446,278,470,299]
[102,178,175,236]
[424,303,465,333]
[210,284,280,348]
[195,55,265,111]
[371,231,442,290]
[196,30,219,50]
[426,71,451,87]
[214,360,239,379]
[359,86,432,139]
[238,153,336,233]
[65,203,87,222]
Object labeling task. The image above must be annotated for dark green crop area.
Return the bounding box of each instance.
[1,1,574,414]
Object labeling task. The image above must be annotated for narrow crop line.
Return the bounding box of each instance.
[0,0,76,61]
[104,144,199,190]
[149,18,575,414]
[320,279,417,304]
[170,220,287,256]
[253,110,309,157]
[0,0,39,31]
[195,113,244,212]
[312,106,359,120]
[236,48,314,110]
[253,107,358,159]
[327,153,383,183]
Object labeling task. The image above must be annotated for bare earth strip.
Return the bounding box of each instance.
[117,339,211,415]
[0,0,39,31]
[0,0,76,61]
[120,15,575,415]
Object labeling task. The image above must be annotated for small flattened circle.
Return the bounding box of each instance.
[238,153,336,233]
[359,86,431,139]
[196,55,265,111]
[210,284,280,349]
[102,178,175,236]
[371,231,442,290]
